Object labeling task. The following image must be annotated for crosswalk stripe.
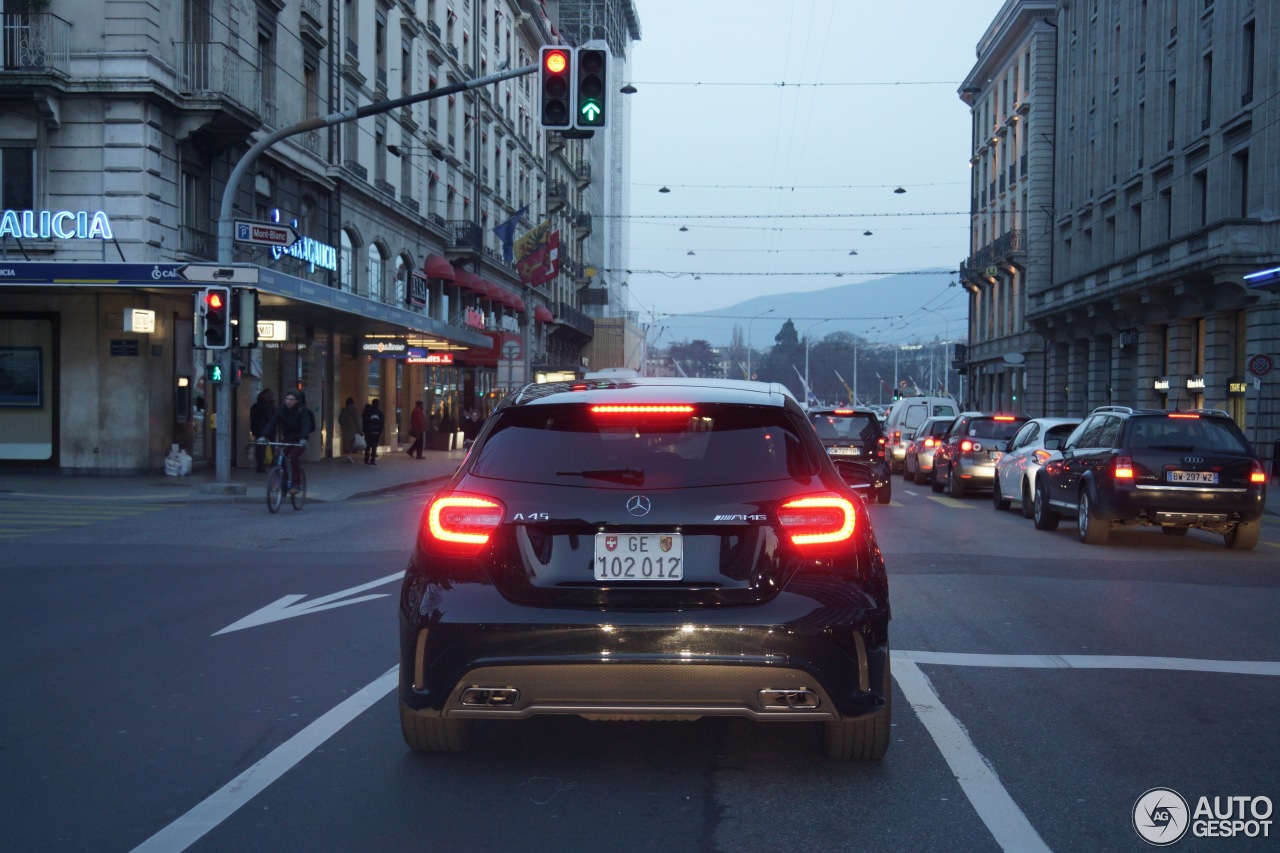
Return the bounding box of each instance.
[0,502,182,539]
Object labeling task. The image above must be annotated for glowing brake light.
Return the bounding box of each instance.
[834,408,854,415]
[589,404,694,414]
[993,415,1016,421]
[1033,449,1053,464]
[1167,413,1200,419]
[1250,461,1266,485]
[425,494,505,553]
[923,438,936,448]
[961,439,982,453]
[777,495,856,547]
[1113,455,1134,479]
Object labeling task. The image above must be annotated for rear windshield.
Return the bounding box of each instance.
[966,418,1026,440]
[809,411,880,442]
[470,403,820,487]
[1127,416,1251,453]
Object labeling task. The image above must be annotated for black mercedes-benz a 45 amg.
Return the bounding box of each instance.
[399,377,892,760]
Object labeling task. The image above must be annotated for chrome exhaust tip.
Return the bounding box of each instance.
[758,688,820,709]
[460,687,520,707]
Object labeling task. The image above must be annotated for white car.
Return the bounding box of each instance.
[991,417,1082,518]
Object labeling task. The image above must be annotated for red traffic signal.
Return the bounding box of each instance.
[539,46,573,129]
[197,286,232,349]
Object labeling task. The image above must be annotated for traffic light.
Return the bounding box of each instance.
[237,288,259,347]
[892,390,902,401]
[574,47,607,129]
[205,362,224,382]
[197,286,231,349]
[539,46,573,129]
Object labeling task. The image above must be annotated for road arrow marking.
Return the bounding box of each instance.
[213,572,402,635]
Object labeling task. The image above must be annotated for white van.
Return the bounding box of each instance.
[884,395,959,473]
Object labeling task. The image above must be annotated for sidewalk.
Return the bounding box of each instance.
[0,445,467,504]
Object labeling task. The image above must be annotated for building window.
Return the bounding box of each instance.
[1241,21,1255,104]
[367,243,385,301]
[1191,170,1207,227]
[1158,187,1172,241]
[0,145,35,209]
[1165,79,1176,150]
[1199,52,1212,130]
[1231,150,1249,218]
[257,5,277,126]
[340,229,355,292]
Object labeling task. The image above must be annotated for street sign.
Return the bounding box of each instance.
[1247,353,1273,378]
[502,340,521,360]
[234,219,299,248]
[179,264,259,284]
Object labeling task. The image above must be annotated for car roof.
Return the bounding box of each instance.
[808,406,881,416]
[505,377,801,409]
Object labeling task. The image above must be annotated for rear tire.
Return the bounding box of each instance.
[291,468,307,511]
[1224,521,1260,551]
[266,468,283,513]
[1020,480,1035,519]
[1033,478,1060,531]
[992,478,1010,511]
[948,466,965,499]
[931,465,944,493]
[877,479,892,505]
[914,467,929,486]
[1077,489,1109,545]
[824,655,891,761]
[400,702,472,753]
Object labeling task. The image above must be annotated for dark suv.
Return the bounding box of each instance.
[1033,407,1267,549]
[931,412,1030,498]
[807,406,891,504]
[400,378,892,760]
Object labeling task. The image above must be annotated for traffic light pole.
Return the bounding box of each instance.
[207,64,535,485]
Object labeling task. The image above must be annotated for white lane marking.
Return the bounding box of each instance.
[212,572,402,635]
[893,658,1053,853]
[131,666,398,853]
[898,650,1280,676]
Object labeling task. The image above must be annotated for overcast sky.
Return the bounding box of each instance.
[620,0,1006,344]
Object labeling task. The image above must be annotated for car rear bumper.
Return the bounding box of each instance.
[400,583,890,722]
[953,457,997,487]
[1097,487,1266,524]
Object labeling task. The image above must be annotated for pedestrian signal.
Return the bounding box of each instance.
[574,47,607,129]
[205,362,224,382]
[539,46,573,129]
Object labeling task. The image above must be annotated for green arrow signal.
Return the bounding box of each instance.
[580,100,601,122]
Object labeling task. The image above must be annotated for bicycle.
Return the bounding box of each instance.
[261,441,307,513]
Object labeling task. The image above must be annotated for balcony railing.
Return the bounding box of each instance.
[446,44,459,60]
[429,212,447,229]
[427,20,442,39]
[177,42,261,115]
[553,301,595,338]
[576,163,591,183]
[448,219,483,252]
[1,12,70,74]
[342,160,368,180]
[962,228,1026,275]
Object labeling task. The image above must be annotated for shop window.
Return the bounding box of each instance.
[0,146,35,209]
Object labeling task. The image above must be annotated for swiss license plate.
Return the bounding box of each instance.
[1169,470,1218,484]
[829,446,861,456]
[594,533,684,581]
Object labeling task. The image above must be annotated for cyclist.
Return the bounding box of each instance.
[258,389,313,494]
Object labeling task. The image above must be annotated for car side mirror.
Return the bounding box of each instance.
[994,440,1009,453]
[833,459,873,490]
[1044,437,1062,450]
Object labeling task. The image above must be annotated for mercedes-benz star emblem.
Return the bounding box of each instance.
[626,495,652,517]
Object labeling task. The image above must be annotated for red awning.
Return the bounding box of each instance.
[534,305,554,323]
[510,294,526,312]
[454,269,480,291]
[423,254,457,281]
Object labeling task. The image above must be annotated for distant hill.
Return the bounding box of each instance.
[651,270,967,349]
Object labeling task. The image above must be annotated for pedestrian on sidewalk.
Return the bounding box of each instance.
[339,396,362,464]
[362,399,384,465]
[249,388,274,472]
[407,400,427,458]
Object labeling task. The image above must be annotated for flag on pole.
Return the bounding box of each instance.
[875,372,893,395]
[492,204,529,264]
[515,220,561,286]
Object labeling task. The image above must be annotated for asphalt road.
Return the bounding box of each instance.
[1,482,1277,852]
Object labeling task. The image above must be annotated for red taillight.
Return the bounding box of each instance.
[834,408,854,415]
[893,431,901,444]
[923,438,936,448]
[423,493,504,554]
[1167,413,1200,419]
[1033,449,1052,464]
[1113,455,1134,479]
[961,439,982,453]
[777,495,856,547]
[993,415,1016,421]
[589,404,694,414]
[1250,460,1266,485]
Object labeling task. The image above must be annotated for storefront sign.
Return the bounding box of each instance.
[257,320,288,342]
[408,271,428,308]
[0,209,114,240]
[270,235,338,272]
[463,307,485,330]
[360,339,409,354]
[123,309,155,333]
[1152,377,1171,392]
[1185,375,1205,390]
[406,353,455,365]
[1228,377,1249,397]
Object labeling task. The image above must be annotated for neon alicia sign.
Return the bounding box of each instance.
[0,210,114,239]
